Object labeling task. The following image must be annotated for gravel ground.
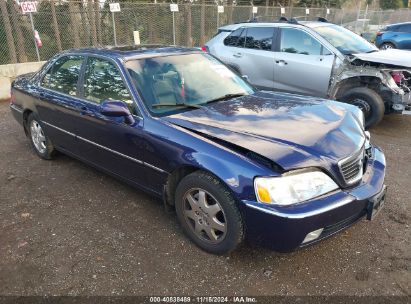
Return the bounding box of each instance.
[0,101,410,297]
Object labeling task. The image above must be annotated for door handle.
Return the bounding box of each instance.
[79,106,93,116]
[233,52,242,58]
[275,60,288,66]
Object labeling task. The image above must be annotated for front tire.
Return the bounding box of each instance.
[175,171,244,254]
[338,87,385,128]
[27,113,56,160]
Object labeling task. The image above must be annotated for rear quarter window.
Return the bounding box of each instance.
[223,28,244,47]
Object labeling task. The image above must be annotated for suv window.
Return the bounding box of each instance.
[390,25,401,32]
[83,57,136,113]
[244,27,274,50]
[280,28,322,55]
[398,24,411,33]
[42,55,83,96]
[223,28,244,47]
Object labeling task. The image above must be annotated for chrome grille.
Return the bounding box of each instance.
[338,149,365,185]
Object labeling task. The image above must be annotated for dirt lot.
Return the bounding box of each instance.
[0,101,410,297]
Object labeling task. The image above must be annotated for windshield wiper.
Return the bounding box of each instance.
[204,93,247,105]
[151,103,203,109]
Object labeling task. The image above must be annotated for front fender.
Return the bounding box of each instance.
[145,118,277,200]
[188,152,271,201]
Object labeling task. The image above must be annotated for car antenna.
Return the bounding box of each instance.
[317,17,329,22]
[278,16,288,22]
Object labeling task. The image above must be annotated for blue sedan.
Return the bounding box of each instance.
[10,47,387,254]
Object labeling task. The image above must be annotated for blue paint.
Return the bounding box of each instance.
[10,47,386,251]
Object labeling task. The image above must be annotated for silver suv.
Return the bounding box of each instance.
[205,19,411,127]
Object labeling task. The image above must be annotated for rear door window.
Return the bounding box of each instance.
[223,28,244,47]
[398,24,411,33]
[244,27,275,50]
[42,55,83,96]
[391,25,401,32]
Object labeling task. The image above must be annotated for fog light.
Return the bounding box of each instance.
[302,228,324,244]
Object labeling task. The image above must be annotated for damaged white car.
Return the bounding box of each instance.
[205,19,411,127]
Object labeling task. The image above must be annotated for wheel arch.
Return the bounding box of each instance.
[226,64,242,75]
[333,76,385,99]
[22,109,33,136]
[165,164,243,207]
[164,165,200,207]
[380,40,397,49]
[163,153,265,207]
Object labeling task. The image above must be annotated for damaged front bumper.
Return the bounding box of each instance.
[240,145,386,252]
[382,69,411,112]
[331,64,411,113]
[392,91,411,112]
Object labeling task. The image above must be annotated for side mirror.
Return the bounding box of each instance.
[100,100,135,125]
[242,75,249,81]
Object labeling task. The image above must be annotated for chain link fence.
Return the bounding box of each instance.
[1,0,411,65]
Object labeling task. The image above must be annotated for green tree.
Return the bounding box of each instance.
[380,0,403,9]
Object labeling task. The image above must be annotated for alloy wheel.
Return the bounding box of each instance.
[30,120,47,154]
[182,188,227,244]
[381,44,393,50]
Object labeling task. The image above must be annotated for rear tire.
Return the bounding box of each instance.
[27,113,56,160]
[175,171,244,255]
[338,87,385,128]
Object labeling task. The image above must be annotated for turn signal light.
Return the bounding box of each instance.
[201,45,209,52]
[256,185,271,203]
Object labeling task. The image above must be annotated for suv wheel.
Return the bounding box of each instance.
[338,87,385,128]
[380,42,395,50]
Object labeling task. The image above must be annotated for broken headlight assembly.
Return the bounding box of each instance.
[390,70,411,93]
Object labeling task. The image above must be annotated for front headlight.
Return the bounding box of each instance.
[254,170,339,206]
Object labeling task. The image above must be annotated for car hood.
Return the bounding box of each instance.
[164,91,365,172]
[352,49,411,68]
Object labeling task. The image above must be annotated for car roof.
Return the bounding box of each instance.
[300,21,335,28]
[387,22,411,27]
[61,45,201,61]
[218,20,334,31]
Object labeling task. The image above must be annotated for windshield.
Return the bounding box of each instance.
[125,53,254,116]
[315,25,378,55]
